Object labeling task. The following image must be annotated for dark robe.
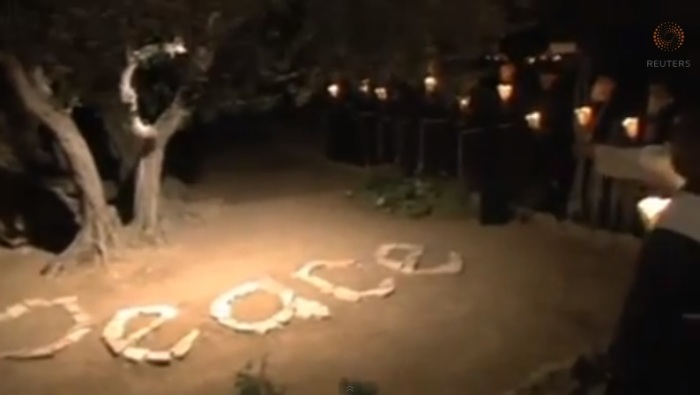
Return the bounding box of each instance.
[531,77,576,218]
[645,102,679,145]
[418,90,453,175]
[607,192,700,394]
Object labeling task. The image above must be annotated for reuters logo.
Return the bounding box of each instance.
[653,22,684,51]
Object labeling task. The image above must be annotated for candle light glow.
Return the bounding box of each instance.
[327,84,339,98]
[359,79,370,94]
[622,117,639,139]
[497,84,513,102]
[424,76,437,92]
[575,106,592,126]
[525,111,541,130]
[637,196,671,229]
[375,87,388,101]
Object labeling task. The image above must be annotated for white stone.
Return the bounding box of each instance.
[6,303,29,318]
[122,346,149,362]
[170,329,200,359]
[359,278,396,298]
[65,327,92,343]
[51,296,78,305]
[1,345,56,360]
[209,299,232,319]
[72,312,92,325]
[375,243,424,272]
[104,337,130,355]
[332,287,362,302]
[23,298,51,307]
[292,297,331,319]
[102,319,126,340]
[270,307,295,325]
[410,251,463,275]
[145,350,172,364]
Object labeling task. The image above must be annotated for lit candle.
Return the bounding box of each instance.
[327,84,339,98]
[552,54,562,61]
[525,111,541,130]
[637,196,671,229]
[359,79,370,94]
[526,56,536,64]
[374,87,388,101]
[424,76,437,93]
[575,106,592,127]
[622,117,639,139]
[458,96,470,111]
[497,84,513,102]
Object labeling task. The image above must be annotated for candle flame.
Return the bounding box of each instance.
[424,76,437,92]
[525,111,541,129]
[375,87,388,100]
[637,196,671,229]
[497,84,513,101]
[327,84,339,98]
[622,117,639,139]
[359,79,370,94]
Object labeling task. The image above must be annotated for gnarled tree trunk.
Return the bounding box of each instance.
[0,54,118,273]
[133,141,165,238]
[131,99,189,239]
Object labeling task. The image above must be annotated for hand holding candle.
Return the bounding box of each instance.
[359,79,370,94]
[374,87,388,101]
[424,76,437,93]
[525,111,541,130]
[497,84,513,102]
[327,84,339,98]
[622,117,639,139]
[637,196,671,229]
[458,96,470,112]
[575,106,592,127]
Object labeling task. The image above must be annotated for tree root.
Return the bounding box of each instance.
[41,207,121,276]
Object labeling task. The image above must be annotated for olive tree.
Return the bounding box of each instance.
[0,0,265,273]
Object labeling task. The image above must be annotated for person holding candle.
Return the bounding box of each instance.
[477,61,530,224]
[644,81,678,145]
[605,107,700,395]
[570,73,624,226]
[527,61,577,219]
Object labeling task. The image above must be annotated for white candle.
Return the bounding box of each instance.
[424,76,437,92]
[374,87,388,101]
[459,96,470,110]
[637,196,671,229]
[497,84,513,102]
[359,79,370,94]
[622,117,639,139]
[327,84,339,98]
[525,111,541,129]
[575,106,592,126]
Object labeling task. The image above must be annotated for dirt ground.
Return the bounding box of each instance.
[0,139,640,395]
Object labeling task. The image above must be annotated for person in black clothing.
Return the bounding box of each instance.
[643,82,678,145]
[529,63,576,219]
[477,62,531,225]
[605,107,700,395]
[572,74,625,225]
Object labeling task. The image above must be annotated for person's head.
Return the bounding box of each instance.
[590,75,616,102]
[647,82,675,113]
[499,63,516,83]
[670,108,700,186]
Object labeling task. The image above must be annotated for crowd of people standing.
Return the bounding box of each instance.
[321,54,680,234]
